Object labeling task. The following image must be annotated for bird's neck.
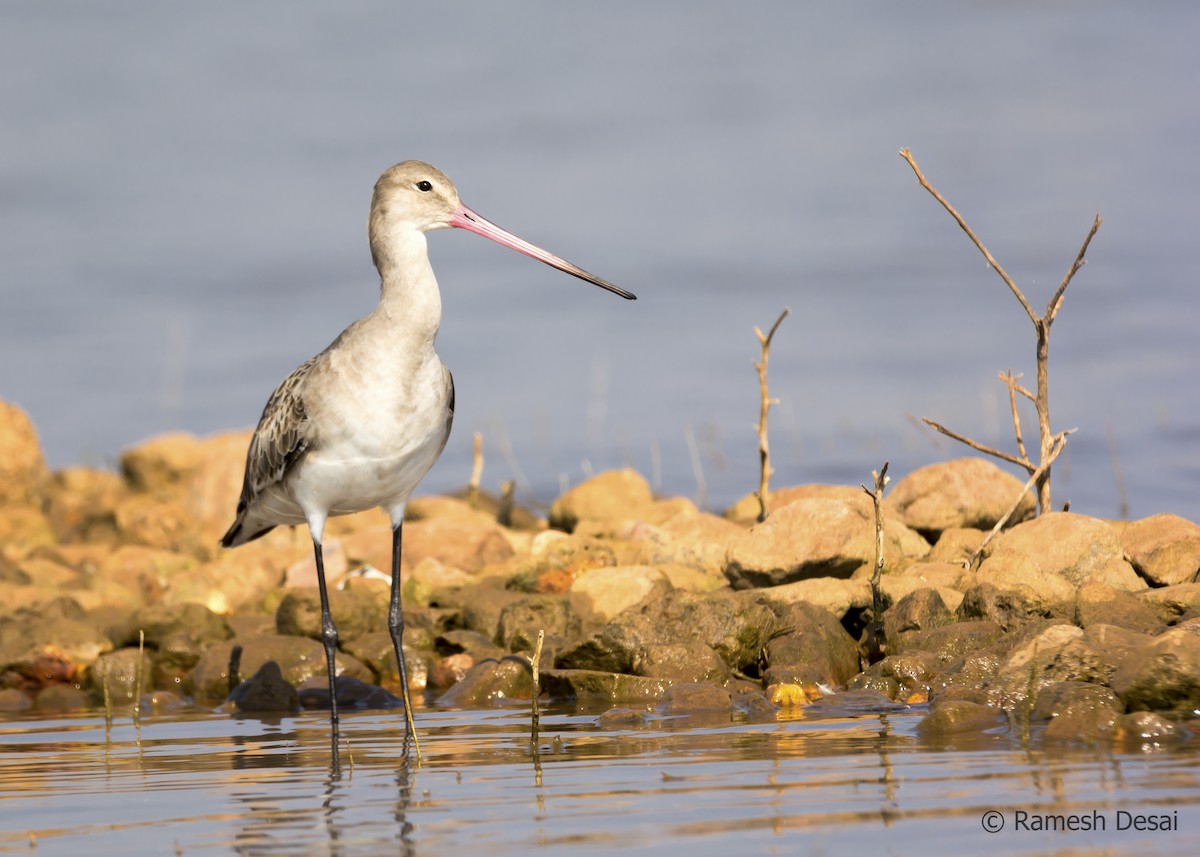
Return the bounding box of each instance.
[372,228,443,350]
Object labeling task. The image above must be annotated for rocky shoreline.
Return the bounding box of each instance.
[2,399,1198,746]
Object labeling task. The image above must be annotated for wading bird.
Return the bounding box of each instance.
[220,161,635,760]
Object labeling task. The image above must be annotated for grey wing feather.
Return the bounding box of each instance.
[236,356,319,511]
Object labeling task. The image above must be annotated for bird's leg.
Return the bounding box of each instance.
[389,522,421,760]
[313,538,341,755]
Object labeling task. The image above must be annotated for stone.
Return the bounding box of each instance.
[916,700,1006,736]
[275,587,388,641]
[43,467,124,545]
[548,469,654,533]
[1074,581,1164,634]
[927,528,986,564]
[0,400,48,506]
[184,634,372,704]
[298,674,406,710]
[759,599,861,688]
[655,682,732,712]
[978,512,1145,596]
[888,458,1036,537]
[630,511,746,579]
[540,669,672,706]
[883,587,955,642]
[568,565,672,626]
[1119,514,1200,587]
[1031,681,1122,743]
[227,660,300,711]
[597,707,648,728]
[495,594,579,652]
[758,577,872,619]
[724,496,928,589]
[435,656,532,706]
[957,582,1035,630]
[891,620,1004,663]
[1111,627,1200,715]
[119,432,205,493]
[91,647,155,705]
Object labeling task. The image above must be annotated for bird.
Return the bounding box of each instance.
[220,161,636,761]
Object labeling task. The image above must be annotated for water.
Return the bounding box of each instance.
[2,703,1198,856]
[0,2,1197,521]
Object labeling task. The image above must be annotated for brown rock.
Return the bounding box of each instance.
[0,400,48,506]
[927,528,986,563]
[1075,581,1164,634]
[655,682,732,712]
[1139,583,1200,620]
[182,430,254,534]
[758,577,871,618]
[630,511,746,579]
[888,458,1036,537]
[184,634,372,703]
[568,565,672,625]
[228,660,300,712]
[276,587,389,640]
[760,599,861,687]
[1119,513,1200,586]
[403,516,515,572]
[34,685,91,711]
[0,506,57,554]
[1112,627,1200,715]
[119,432,205,493]
[436,656,533,706]
[540,669,671,705]
[548,469,654,533]
[884,588,955,642]
[495,594,579,652]
[724,496,928,589]
[90,647,155,705]
[430,653,475,688]
[979,512,1145,594]
[43,468,124,544]
[1032,681,1122,743]
[916,700,1006,736]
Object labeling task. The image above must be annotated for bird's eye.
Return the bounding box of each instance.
[416,180,433,192]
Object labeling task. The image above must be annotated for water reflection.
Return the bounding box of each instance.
[0,704,1198,856]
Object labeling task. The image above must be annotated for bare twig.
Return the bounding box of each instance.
[684,424,708,511]
[497,479,515,528]
[134,629,144,748]
[860,462,890,666]
[754,308,790,523]
[530,629,545,738]
[468,432,484,509]
[921,417,1028,469]
[901,149,1101,514]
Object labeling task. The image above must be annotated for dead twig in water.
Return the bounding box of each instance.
[754,308,790,523]
[860,462,890,666]
[900,148,1101,514]
[133,629,145,748]
[530,629,545,739]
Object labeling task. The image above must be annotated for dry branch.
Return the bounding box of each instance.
[900,148,1102,513]
[468,431,484,509]
[754,308,790,523]
[860,462,890,666]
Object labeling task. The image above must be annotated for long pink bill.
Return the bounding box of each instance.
[450,203,636,300]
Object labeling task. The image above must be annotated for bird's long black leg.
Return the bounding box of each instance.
[313,538,341,761]
[389,522,421,760]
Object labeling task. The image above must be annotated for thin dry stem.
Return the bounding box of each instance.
[754,308,790,523]
[1048,214,1103,322]
[859,462,890,666]
[1000,370,1030,464]
[530,629,545,738]
[468,432,484,509]
[921,417,1029,469]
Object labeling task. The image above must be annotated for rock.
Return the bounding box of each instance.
[924,652,1004,707]
[1074,581,1164,634]
[916,700,1006,736]
[43,467,124,544]
[298,674,407,710]
[597,707,648,728]
[436,656,532,706]
[891,620,1004,663]
[724,496,928,588]
[888,458,1036,537]
[0,400,48,506]
[119,432,205,493]
[1031,681,1122,743]
[91,647,155,705]
[99,545,196,605]
[978,513,1145,597]
[403,516,515,572]
[0,688,33,712]
[1139,583,1200,620]
[927,528,986,564]
[540,669,672,705]
[630,511,746,579]
[183,430,255,536]
[341,631,427,691]
[548,469,654,533]
[430,653,475,688]
[0,609,113,691]
[956,582,1035,630]
[275,587,388,640]
[655,682,732,712]
[34,685,91,711]
[1119,514,1200,587]
[1111,627,1200,715]
[1115,711,1183,744]
[759,599,861,688]
[884,588,955,642]
[227,661,300,711]
[634,641,730,685]
[184,634,372,704]
[758,577,871,619]
[568,565,672,625]
[495,594,579,652]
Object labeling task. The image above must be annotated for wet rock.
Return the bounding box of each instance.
[436,582,527,641]
[758,577,871,619]
[436,656,532,706]
[1119,514,1200,587]
[228,661,300,712]
[724,496,928,588]
[340,631,427,691]
[0,400,48,505]
[436,628,507,662]
[656,682,732,712]
[1031,681,1122,743]
[917,700,1006,736]
[847,673,901,699]
[890,620,1004,663]
[803,689,909,718]
[568,565,671,625]
[596,707,648,728]
[34,685,91,712]
[978,513,1145,597]
[734,689,779,721]
[634,641,730,684]
[0,609,113,691]
[119,432,205,493]
[0,688,33,711]
[185,634,372,704]
[299,674,405,710]
[275,587,388,640]
[884,588,955,642]
[548,469,654,533]
[1115,711,1183,743]
[495,594,579,652]
[928,652,1004,707]
[91,647,155,705]
[878,651,941,694]
[759,599,861,688]
[1111,627,1200,715]
[888,458,1036,538]
[542,669,671,705]
[430,653,475,688]
[1074,581,1163,634]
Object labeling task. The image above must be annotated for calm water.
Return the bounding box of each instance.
[0,2,1197,520]
[2,702,1199,856]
